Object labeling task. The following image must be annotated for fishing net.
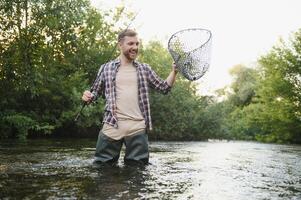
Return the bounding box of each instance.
[168,28,212,81]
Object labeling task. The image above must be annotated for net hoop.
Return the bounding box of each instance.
[168,28,212,81]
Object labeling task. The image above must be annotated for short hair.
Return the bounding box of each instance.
[118,29,137,42]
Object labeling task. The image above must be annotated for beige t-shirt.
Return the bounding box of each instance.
[102,63,146,140]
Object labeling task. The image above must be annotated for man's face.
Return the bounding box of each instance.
[119,36,139,61]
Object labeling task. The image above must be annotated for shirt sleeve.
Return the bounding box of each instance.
[146,64,172,94]
[90,64,105,101]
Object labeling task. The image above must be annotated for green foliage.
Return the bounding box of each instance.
[214,65,259,140]
[228,64,258,106]
[251,30,301,143]
[0,113,54,140]
[0,0,126,139]
[218,29,301,144]
[253,33,301,143]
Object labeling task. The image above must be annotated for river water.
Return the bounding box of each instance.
[0,139,300,200]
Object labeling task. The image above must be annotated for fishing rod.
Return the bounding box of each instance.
[74,11,139,122]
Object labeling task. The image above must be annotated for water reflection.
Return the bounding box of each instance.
[86,164,150,199]
[0,139,301,199]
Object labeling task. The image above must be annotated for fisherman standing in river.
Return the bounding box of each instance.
[81,29,178,165]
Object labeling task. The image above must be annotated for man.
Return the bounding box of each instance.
[82,29,177,166]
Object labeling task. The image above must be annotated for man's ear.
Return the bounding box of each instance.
[118,41,122,49]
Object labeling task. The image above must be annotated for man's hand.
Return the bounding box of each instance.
[172,62,178,73]
[166,62,178,87]
[82,90,93,103]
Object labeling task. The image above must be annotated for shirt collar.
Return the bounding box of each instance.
[112,57,139,68]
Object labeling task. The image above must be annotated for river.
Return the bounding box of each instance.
[0,139,300,199]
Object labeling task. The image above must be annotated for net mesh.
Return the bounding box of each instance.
[168,28,212,81]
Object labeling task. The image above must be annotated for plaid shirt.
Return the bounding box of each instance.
[91,58,171,130]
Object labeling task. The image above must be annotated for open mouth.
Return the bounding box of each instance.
[130,51,137,56]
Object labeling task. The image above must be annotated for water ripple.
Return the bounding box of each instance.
[0,140,300,199]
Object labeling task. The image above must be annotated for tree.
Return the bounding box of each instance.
[228,64,258,107]
[216,64,259,140]
[217,29,301,143]
[254,29,301,143]
[0,0,126,139]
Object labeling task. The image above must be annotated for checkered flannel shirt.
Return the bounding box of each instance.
[91,58,172,130]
